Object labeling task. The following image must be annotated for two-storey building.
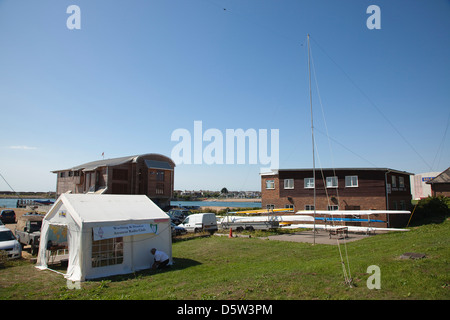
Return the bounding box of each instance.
[52,153,175,209]
[261,167,413,228]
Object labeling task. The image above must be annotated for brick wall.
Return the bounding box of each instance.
[261,168,412,213]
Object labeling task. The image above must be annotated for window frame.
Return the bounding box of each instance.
[391,176,397,188]
[284,179,294,189]
[345,175,358,187]
[326,176,338,188]
[304,178,315,189]
[92,236,124,268]
[265,180,275,189]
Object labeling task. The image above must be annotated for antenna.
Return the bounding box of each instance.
[307,34,316,245]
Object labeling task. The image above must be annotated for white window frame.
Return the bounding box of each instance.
[345,175,358,187]
[391,176,397,188]
[304,178,315,189]
[265,180,275,189]
[326,176,338,188]
[305,205,315,210]
[327,205,339,211]
[284,179,294,189]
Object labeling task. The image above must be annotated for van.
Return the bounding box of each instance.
[179,213,218,234]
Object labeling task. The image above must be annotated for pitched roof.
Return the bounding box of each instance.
[52,153,174,172]
[261,167,413,176]
[427,167,450,184]
[54,193,169,226]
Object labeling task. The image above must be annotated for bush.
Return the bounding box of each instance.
[411,196,450,225]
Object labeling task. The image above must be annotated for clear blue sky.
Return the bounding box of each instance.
[0,0,449,192]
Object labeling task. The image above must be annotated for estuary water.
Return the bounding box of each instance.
[170,200,262,208]
[0,198,261,209]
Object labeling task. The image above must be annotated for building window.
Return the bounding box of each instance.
[266,180,275,189]
[345,176,358,187]
[156,171,165,181]
[266,204,275,210]
[304,178,314,189]
[59,172,65,178]
[284,179,294,189]
[285,204,294,209]
[92,236,123,268]
[156,183,164,195]
[326,176,338,188]
[392,176,397,188]
[327,205,339,211]
[399,176,405,188]
[305,205,315,210]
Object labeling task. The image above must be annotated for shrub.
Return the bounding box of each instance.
[411,196,450,225]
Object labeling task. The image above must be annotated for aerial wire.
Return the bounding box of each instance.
[309,36,433,171]
[309,35,353,287]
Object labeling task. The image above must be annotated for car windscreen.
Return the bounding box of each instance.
[0,230,16,241]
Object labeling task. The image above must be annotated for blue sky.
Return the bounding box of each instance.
[0,0,449,192]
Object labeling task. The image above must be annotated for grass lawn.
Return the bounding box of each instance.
[0,219,449,300]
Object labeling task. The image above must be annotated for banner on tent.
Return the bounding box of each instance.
[92,223,158,241]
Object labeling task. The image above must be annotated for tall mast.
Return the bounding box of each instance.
[307,34,316,245]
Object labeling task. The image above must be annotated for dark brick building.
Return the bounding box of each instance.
[53,154,175,209]
[261,168,413,227]
[427,167,450,197]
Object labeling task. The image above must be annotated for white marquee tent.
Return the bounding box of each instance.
[36,194,172,282]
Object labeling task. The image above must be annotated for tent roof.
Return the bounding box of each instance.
[57,194,169,225]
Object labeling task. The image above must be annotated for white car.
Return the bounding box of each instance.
[0,226,22,260]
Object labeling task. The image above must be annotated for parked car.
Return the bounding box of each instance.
[0,226,22,260]
[178,213,218,234]
[167,209,190,225]
[0,210,16,224]
[171,222,187,237]
[15,213,44,255]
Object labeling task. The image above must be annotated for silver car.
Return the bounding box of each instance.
[0,226,22,260]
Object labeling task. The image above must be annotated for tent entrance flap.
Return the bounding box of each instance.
[47,225,69,266]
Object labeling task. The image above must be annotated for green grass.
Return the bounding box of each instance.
[1,220,449,300]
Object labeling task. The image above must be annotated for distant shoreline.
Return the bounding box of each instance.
[202,198,261,203]
[0,194,55,199]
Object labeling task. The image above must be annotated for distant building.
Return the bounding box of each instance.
[410,172,441,200]
[52,153,175,209]
[261,168,413,227]
[427,167,450,197]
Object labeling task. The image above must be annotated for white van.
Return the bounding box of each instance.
[179,213,218,234]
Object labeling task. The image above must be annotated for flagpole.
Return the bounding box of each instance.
[307,34,316,245]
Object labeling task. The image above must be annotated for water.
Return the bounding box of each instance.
[170,200,261,209]
[0,198,261,209]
